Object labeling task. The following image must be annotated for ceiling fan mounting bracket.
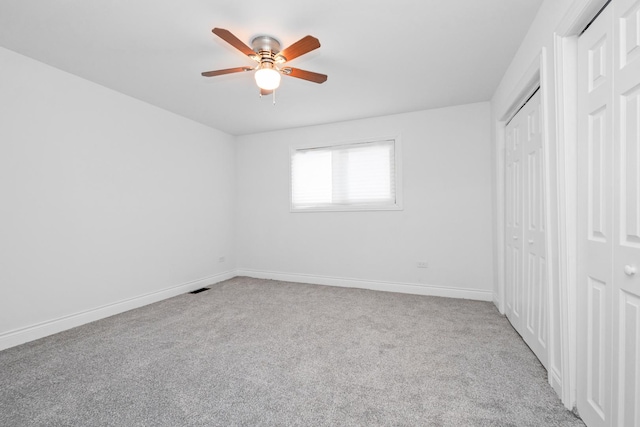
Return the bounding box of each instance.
[251,35,281,55]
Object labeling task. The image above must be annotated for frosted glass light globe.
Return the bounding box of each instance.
[255,68,281,90]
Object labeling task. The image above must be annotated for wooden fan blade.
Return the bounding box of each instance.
[284,68,327,84]
[212,28,256,58]
[276,35,320,62]
[201,67,252,77]
[260,88,273,96]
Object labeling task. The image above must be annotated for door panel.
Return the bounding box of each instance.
[620,0,640,67]
[578,2,640,425]
[522,91,548,367]
[505,89,548,368]
[617,291,640,426]
[588,107,609,242]
[619,87,640,245]
[613,0,640,425]
[506,122,523,331]
[587,276,608,419]
[578,5,614,427]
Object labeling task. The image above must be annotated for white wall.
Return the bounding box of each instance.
[492,0,575,112]
[236,102,494,300]
[0,47,236,349]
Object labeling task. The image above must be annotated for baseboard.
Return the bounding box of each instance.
[237,269,493,301]
[0,271,236,351]
[1,269,493,352]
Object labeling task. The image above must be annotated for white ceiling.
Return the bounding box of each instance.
[0,0,543,136]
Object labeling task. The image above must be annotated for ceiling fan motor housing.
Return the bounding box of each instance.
[251,35,281,53]
[251,35,287,68]
[252,35,281,56]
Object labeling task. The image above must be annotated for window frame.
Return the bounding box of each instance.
[289,135,403,213]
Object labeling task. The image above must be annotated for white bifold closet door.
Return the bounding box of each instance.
[577,5,614,425]
[577,1,640,426]
[505,89,548,369]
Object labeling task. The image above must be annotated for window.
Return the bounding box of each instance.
[290,137,402,212]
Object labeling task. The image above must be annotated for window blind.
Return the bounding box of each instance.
[291,139,397,210]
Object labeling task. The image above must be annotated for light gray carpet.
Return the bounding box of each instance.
[0,277,583,426]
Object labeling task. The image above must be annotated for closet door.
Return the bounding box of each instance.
[613,0,640,425]
[506,90,548,368]
[578,2,640,425]
[521,90,548,368]
[577,5,614,427]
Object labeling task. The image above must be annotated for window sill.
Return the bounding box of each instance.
[290,204,403,213]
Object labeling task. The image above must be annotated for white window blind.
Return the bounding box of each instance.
[291,139,399,211]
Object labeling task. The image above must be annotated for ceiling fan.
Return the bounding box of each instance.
[201,28,327,97]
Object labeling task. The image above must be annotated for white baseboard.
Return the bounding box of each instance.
[0,271,236,351]
[237,269,493,301]
[1,269,493,352]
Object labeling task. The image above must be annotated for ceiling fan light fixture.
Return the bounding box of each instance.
[254,66,281,90]
[202,28,327,92]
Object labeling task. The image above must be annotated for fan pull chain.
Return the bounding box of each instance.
[273,89,276,105]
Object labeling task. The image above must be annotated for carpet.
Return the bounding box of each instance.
[0,277,584,426]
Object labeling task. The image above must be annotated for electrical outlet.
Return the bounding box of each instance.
[417,261,428,268]
[218,256,225,263]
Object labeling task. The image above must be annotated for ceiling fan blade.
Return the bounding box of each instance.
[212,28,256,58]
[284,68,328,84]
[260,88,273,96]
[201,67,252,77]
[276,35,320,62]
